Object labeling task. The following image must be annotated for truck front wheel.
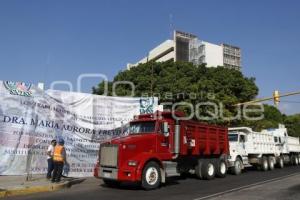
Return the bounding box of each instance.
[142,161,161,190]
[231,158,242,175]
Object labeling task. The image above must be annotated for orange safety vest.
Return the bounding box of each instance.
[53,145,64,162]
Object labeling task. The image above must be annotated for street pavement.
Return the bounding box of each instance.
[3,166,300,200]
[207,173,300,200]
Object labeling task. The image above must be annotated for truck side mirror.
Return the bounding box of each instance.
[163,122,169,137]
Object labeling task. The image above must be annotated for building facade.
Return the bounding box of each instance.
[127,31,241,70]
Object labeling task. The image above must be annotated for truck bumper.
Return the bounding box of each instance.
[99,167,118,180]
[99,166,138,182]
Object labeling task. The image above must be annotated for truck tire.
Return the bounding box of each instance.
[201,159,216,180]
[231,158,242,175]
[290,155,296,165]
[195,159,203,179]
[102,179,120,187]
[294,156,299,166]
[276,156,284,169]
[214,159,227,178]
[260,156,269,171]
[268,156,275,170]
[141,161,161,190]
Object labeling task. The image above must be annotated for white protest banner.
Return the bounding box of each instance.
[0,81,158,177]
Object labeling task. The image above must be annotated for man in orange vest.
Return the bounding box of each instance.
[51,138,67,183]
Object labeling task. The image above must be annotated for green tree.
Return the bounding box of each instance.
[93,61,259,125]
[243,104,284,131]
[93,61,300,135]
[284,114,300,137]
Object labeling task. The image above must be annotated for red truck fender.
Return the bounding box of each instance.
[136,156,164,182]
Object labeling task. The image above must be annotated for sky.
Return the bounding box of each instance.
[0,0,299,114]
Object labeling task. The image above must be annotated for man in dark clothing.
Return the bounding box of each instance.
[51,138,67,183]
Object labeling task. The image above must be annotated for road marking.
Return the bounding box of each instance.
[193,172,300,200]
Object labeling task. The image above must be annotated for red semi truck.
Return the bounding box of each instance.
[97,111,229,190]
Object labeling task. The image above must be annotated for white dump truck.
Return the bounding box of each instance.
[228,124,300,175]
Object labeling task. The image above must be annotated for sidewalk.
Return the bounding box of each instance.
[206,173,300,200]
[0,174,85,198]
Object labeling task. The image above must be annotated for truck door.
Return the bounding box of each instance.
[274,136,283,152]
[156,121,173,158]
[239,135,248,162]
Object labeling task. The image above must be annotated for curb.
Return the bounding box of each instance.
[0,178,85,198]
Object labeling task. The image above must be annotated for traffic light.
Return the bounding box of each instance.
[273,90,280,106]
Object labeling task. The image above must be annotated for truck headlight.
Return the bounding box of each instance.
[128,160,137,166]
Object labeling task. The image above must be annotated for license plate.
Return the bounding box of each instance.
[103,172,111,178]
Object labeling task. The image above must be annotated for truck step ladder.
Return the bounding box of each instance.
[162,161,179,177]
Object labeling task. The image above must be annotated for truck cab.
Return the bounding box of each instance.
[227,128,250,174]
[228,130,248,164]
[269,124,300,165]
[98,112,176,189]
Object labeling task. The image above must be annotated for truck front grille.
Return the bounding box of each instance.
[100,144,119,168]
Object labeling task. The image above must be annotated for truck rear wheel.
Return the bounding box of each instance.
[231,158,242,175]
[268,156,275,170]
[294,156,299,165]
[260,156,269,171]
[290,155,297,165]
[214,159,227,178]
[195,159,203,179]
[276,156,284,169]
[141,161,161,190]
[201,159,216,180]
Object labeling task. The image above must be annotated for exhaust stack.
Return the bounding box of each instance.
[174,121,180,155]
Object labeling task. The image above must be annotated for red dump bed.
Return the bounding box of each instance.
[178,120,229,156]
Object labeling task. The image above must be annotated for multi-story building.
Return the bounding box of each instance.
[222,43,241,70]
[126,30,241,70]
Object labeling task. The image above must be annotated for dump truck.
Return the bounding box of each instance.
[228,124,300,174]
[97,111,229,189]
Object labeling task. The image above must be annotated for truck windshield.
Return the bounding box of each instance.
[129,121,156,134]
[228,134,238,142]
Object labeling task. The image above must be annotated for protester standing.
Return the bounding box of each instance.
[46,139,56,179]
[51,138,67,183]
